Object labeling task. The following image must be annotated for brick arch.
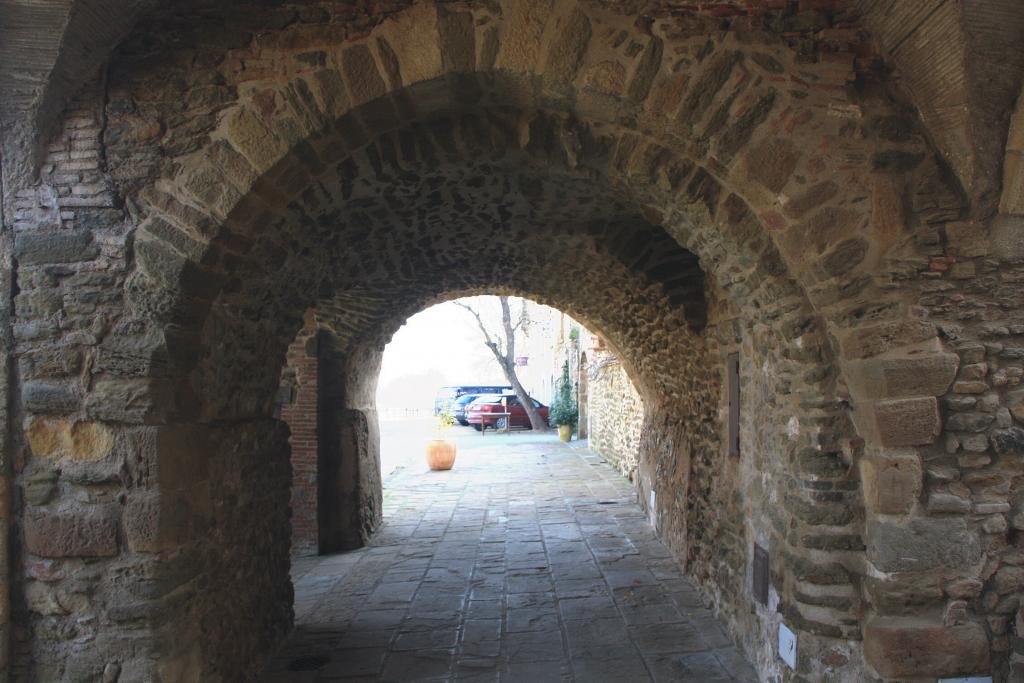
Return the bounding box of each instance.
[8,1,987,680]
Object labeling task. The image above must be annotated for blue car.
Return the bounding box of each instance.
[450,394,484,425]
[433,385,512,415]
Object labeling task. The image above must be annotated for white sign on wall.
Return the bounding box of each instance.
[778,622,797,670]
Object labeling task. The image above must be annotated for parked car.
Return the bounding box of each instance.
[433,385,512,415]
[465,394,549,431]
[451,394,483,425]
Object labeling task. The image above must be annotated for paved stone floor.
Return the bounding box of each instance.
[262,436,757,682]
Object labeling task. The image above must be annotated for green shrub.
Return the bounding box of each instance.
[549,361,578,428]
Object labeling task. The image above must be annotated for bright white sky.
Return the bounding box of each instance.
[376,299,507,412]
[378,301,498,387]
[376,296,566,412]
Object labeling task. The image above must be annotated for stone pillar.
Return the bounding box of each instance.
[840,320,996,678]
[138,420,294,680]
[317,333,382,553]
[279,314,321,556]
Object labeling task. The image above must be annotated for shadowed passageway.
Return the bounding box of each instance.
[262,438,756,682]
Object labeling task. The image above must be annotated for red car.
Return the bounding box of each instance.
[465,394,549,431]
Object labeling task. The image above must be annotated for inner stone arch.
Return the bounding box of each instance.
[277,287,665,548]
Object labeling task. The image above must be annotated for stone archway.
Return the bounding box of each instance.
[5,2,1014,681]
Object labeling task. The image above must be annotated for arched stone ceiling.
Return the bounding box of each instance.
[0,0,157,194]
[859,0,1024,212]
[4,0,1022,221]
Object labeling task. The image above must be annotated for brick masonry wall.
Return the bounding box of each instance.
[586,353,644,480]
[279,315,320,557]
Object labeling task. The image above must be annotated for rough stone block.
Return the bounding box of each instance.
[225,107,287,173]
[22,469,58,506]
[947,411,996,432]
[993,566,1024,595]
[745,137,801,194]
[342,43,387,105]
[840,320,937,359]
[96,329,175,378]
[15,231,99,265]
[991,214,1024,261]
[23,507,119,558]
[25,417,114,461]
[494,0,551,73]
[960,433,989,452]
[927,493,972,514]
[867,518,980,572]
[952,380,989,394]
[542,8,591,86]
[863,617,990,678]
[784,492,855,526]
[846,352,958,399]
[22,381,80,414]
[863,397,940,447]
[308,69,350,120]
[84,378,172,424]
[438,8,475,74]
[945,577,984,599]
[375,2,442,85]
[991,427,1024,454]
[1012,500,1024,530]
[860,452,921,515]
[864,574,943,613]
[123,493,182,553]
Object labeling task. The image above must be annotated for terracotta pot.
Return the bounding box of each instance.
[426,439,456,470]
[557,425,572,442]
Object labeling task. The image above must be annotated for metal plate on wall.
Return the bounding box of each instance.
[753,543,769,606]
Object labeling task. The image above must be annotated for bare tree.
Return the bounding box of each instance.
[454,296,549,432]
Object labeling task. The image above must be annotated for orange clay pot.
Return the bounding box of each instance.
[426,439,456,470]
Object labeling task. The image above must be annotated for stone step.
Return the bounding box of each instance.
[794,580,857,613]
[795,448,851,480]
[798,532,866,552]
[785,552,853,586]
[784,602,862,640]
[783,490,856,527]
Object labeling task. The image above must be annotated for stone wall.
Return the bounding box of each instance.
[586,353,643,479]
[2,1,1023,680]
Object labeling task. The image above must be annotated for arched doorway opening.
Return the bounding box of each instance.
[267,294,751,680]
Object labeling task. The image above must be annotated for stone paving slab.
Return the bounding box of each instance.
[261,438,756,682]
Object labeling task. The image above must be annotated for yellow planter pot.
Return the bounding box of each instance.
[426,439,456,470]
[557,425,572,442]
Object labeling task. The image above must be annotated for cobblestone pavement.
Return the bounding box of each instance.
[262,437,757,682]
